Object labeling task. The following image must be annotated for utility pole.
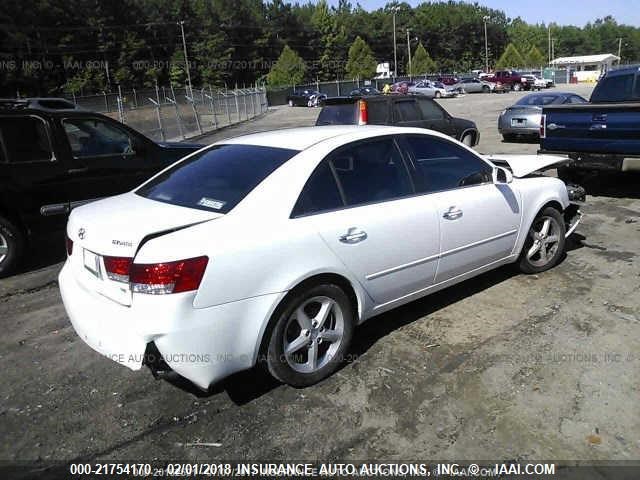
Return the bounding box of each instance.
[551,38,556,63]
[483,16,490,72]
[617,37,623,64]
[406,29,412,78]
[178,20,193,98]
[391,6,400,80]
[548,25,552,65]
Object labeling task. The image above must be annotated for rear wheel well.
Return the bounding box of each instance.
[257,273,359,361]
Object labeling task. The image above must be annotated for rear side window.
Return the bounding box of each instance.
[417,98,445,120]
[137,144,298,214]
[316,103,357,125]
[292,162,343,216]
[404,135,493,193]
[394,100,421,121]
[591,74,635,102]
[330,138,412,207]
[366,101,388,124]
[0,116,53,163]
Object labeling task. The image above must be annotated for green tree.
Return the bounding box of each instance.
[345,36,377,79]
[525,45,546,68]
[495,43,525,69]
[408,42,437,75]
[266,45,306,86]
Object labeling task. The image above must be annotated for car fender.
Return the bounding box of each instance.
[512,176,570,257]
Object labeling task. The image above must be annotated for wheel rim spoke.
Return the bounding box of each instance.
[540,218,551,236]
[527,243,540,259]
[0,245,7,255]
[545,234,559,244]
[319,329,341,343]
[295,307,312,330]
[314,298,334,330]
[285,334,308,356]
[307,341,318,370]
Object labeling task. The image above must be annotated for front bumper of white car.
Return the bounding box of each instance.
[59,261,283,389]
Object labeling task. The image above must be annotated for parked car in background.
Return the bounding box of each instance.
[391,81,415,94]
[450,78,495,93]
[316,95,479,146]
[286,89,321,107]
[307,92,328,107]
[59,126,580,389]
[0,98,204,277]
[349,87,381,97]
[436,75,460,86]
[485,70,531,91]
[521,74,548,91]
[540,66,640,181]
[499,92,588,141]
[408,80,455,98]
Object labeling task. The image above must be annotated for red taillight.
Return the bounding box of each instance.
[540,114,546,139]
[129,256,209,294]
[103,256,133,283]
[358,99,368,125]
[65,235,74,256]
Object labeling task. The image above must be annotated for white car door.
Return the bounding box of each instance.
[401,134,521,283]
[292,137,440,306]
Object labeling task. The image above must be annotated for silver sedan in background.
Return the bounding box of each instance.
[499,91,588,141]
[451,78,496,93]
[408,80,455,98]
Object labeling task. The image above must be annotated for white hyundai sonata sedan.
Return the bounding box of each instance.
[59,125,581,389]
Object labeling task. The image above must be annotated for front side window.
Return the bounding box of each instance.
[137,144,299,214]
[63,118,134,158]
[0,116,53,163]
[404,135,493,193]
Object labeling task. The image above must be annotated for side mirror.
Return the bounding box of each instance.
[493,166,513,184]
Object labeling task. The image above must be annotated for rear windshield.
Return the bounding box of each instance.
[591,74,637,103]
[516,94,560,106]
[316,103,357,125]
[136,144,299,213]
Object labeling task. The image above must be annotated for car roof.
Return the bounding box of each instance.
[605,66,640,77]
[217,125,450,151]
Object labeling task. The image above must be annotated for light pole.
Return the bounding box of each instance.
[178,20,193,98]
[391,6,400,80]
[406,29,412,78]
[483,16,490,72]
[617,37,623,64]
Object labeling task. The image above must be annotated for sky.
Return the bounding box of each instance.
[325,0,640,27]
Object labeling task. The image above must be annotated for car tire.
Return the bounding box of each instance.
[482,85,490,93]
[518,207,566,274]
[288,99,294,107]
[502,134,515,142]
[435,91,441,98]
[0,216,25,278]
[266,283,355,387]
[461,133,474,147]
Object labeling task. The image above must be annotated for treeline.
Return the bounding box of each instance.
[1,0,640,96]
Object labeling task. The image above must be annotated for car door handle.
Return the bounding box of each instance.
[67,167,89,174]
[443,207,463,220]
[339,228,368,244]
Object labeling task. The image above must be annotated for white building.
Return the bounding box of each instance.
[550,54,620,82]
[374,62,394,79]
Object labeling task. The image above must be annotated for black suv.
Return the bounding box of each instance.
[316,95,479,147]
[0,98,203,277]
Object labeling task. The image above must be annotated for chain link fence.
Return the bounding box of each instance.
[65,86,268,142]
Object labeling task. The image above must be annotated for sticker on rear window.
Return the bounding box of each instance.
[197,197,226,210]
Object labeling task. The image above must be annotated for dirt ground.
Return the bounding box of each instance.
[1,84,639,467]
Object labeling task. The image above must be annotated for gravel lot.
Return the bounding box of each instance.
[2,83,639,466]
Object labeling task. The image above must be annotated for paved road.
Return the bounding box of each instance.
[2,83,639,466]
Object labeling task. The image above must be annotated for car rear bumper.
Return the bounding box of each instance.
[59,261,284,389]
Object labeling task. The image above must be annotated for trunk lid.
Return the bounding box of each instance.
[66,192,221,305]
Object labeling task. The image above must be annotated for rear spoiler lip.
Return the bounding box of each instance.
[40,197,104,216]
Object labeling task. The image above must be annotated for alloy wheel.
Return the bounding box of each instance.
[283,296,345,374]
[526,215,561,267]
[0,231,8,265]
